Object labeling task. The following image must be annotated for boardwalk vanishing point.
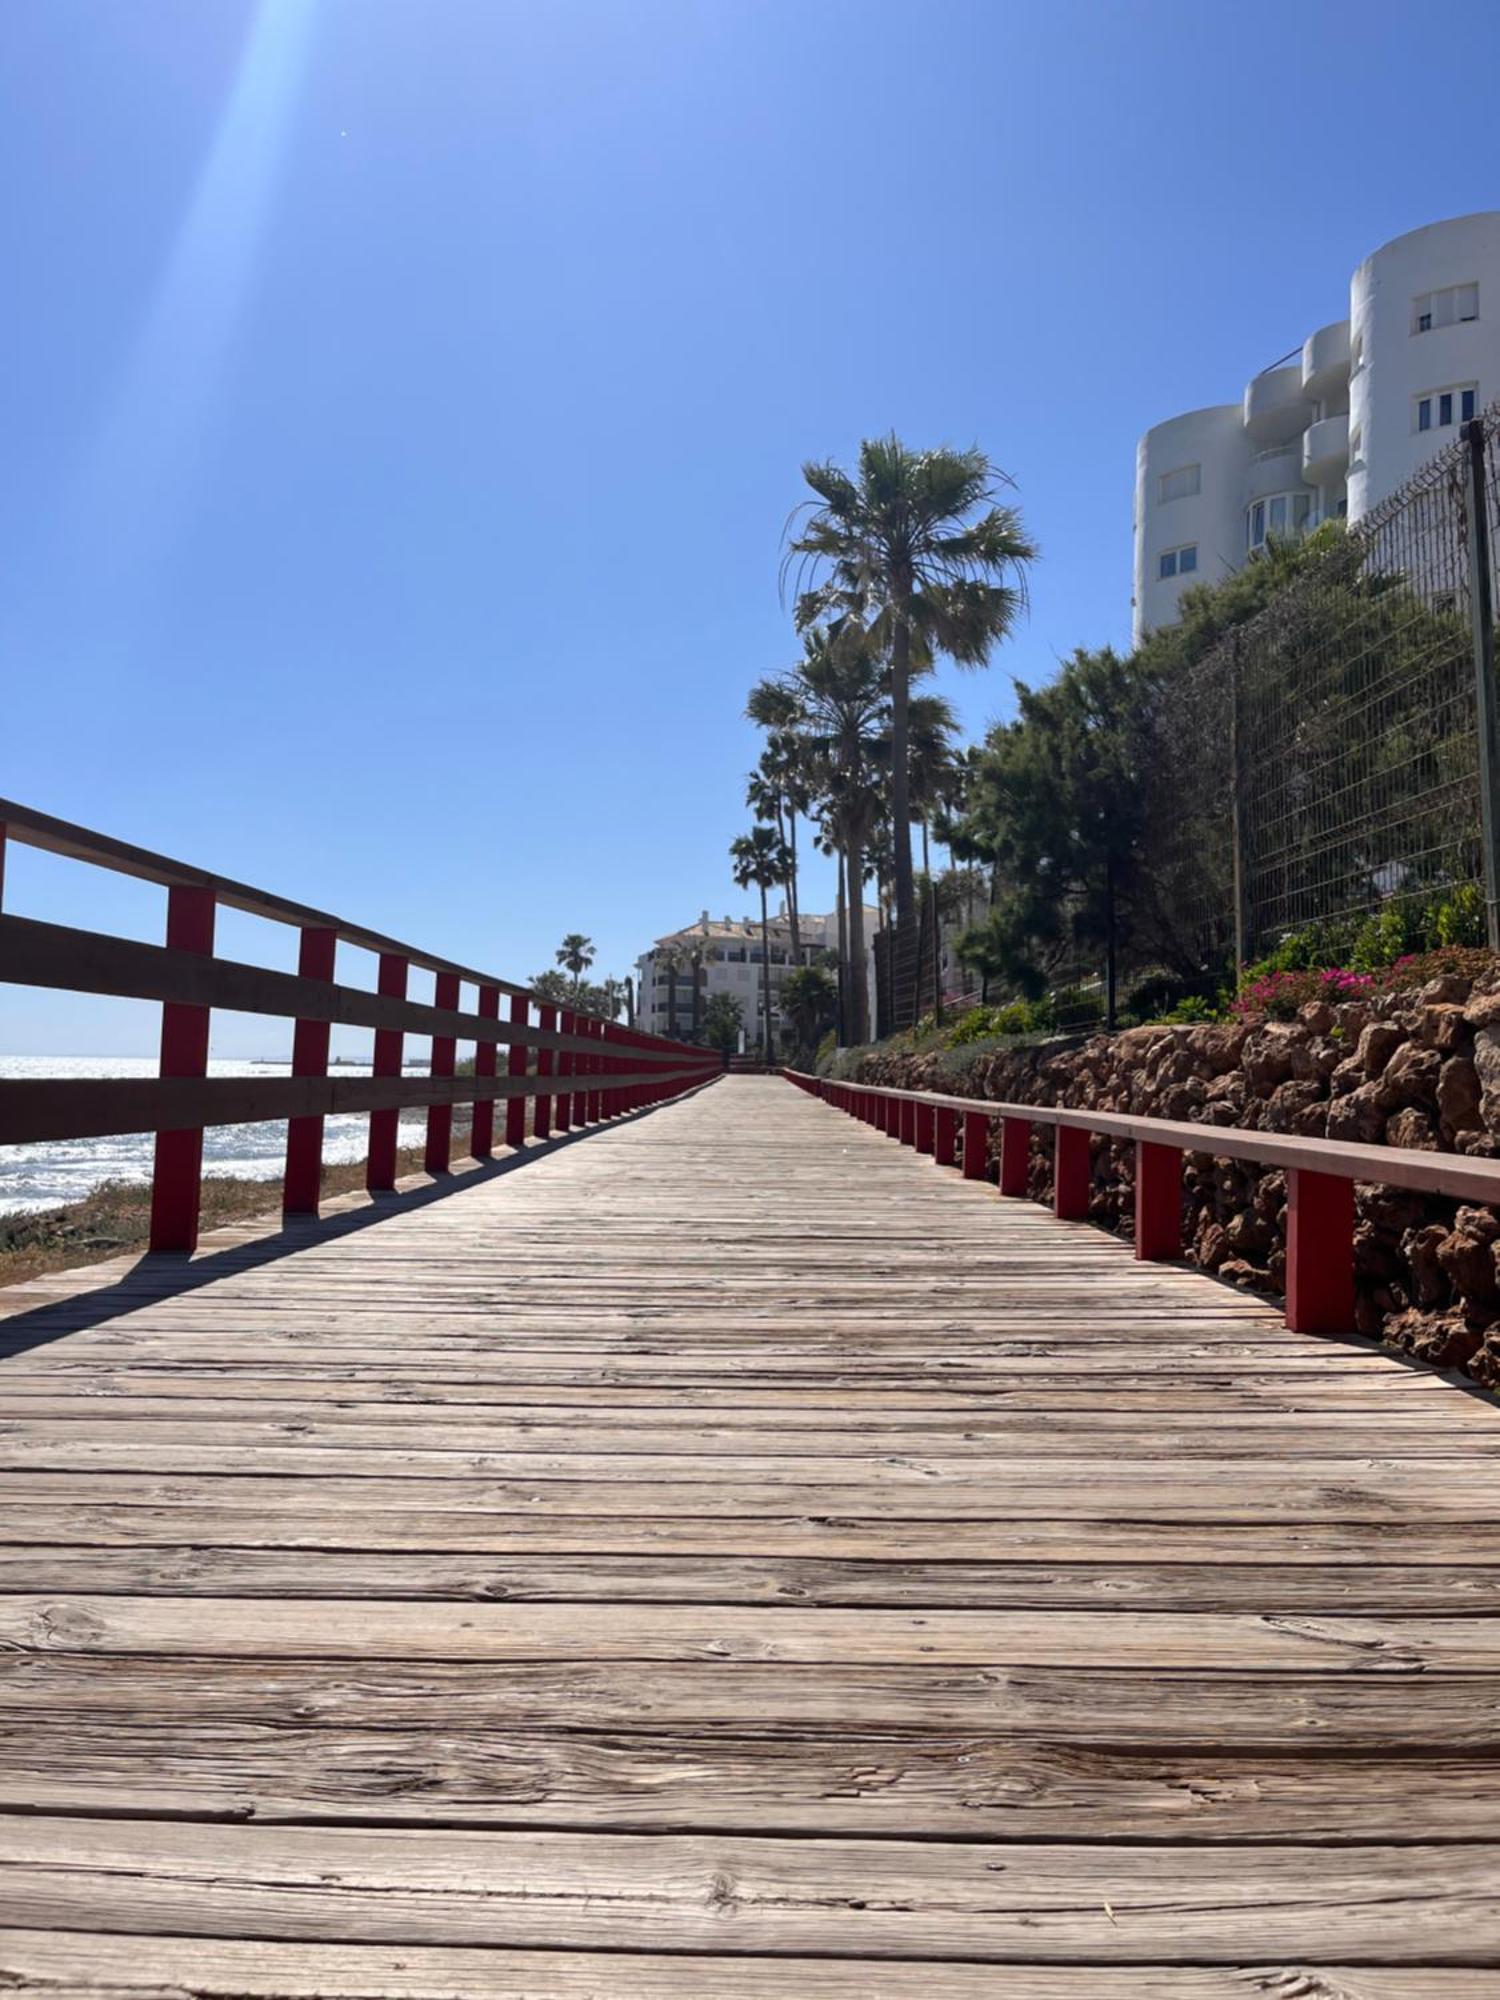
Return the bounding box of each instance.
[1,1075,1499,1995]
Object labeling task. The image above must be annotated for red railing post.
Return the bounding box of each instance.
[1055,1123,1091,1220]
[934,1106,958,1166]
[589,1017,604,1122]
[999,1116,1032,1197]
[534,1002,556,1138]
[604,1023,622,1117]
[424,973,460,1175]
[471,984,500,1159]
[915,1102,935,1154]
[898,1097,917,1146]
[367,952,408,1193]
[505,994,529,1148]
[283,925,337,1216]
[1135,1139,1182,1261]
[148,885,217,1254]
[1286,1167,1356,1334]
[962,1110,990,1181]
[556,1010,575,1132]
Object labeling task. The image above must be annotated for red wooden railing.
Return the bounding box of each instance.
[0,800,718,1254]
[785,1067,1500,1340]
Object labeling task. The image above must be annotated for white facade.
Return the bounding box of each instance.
[1134,213,1500,643]
[635,906,877,1047]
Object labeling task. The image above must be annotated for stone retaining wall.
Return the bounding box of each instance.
[852,971,1500,1391]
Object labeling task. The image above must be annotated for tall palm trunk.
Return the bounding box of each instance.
[757,884,772,1064]
[889,611,915,938]
[786,811,801,961]
[846,832,869,1044]
[922,819,942,1023]
[835,851,849,1045]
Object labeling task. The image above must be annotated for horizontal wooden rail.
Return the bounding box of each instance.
[0,1065,710,1147]
[785,1067,1500,1340]
[0,916,657,1064]
[0,803,717,1251]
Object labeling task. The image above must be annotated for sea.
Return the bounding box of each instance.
[0,1057,432,1217]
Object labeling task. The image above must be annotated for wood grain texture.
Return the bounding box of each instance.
[1,1075,1498,1993]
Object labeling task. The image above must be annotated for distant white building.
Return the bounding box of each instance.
[1134,212,1500,643]
[635,905,878,1048]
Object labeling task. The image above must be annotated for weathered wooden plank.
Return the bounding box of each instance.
[6,1413,1497,1459]
[5,1595,1498,1670]
[14,1505,1500,1562]
[4,1819,1499,1960]
[5,1722,1499,1839]
[3,1658,1497,1747]
[4,1547,1497,1609]
[0,1466,1489,1523]
[1,1931,1489,1999]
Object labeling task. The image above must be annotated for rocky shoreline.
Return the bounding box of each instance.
[850,969,1500,1393]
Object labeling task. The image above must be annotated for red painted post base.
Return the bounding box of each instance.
[898,1098,916,1146]
[149,885,217,1254]
[999,1117,1031,1198]
[933,1107,958,1167]
[962,1111,991,1182]
[284,926,337,1215]
[1285,1167,1356,1335]
[505,995,529,1149]
[470,984,500,1160]
[1054,1124,1091,1220]
[915,1103,935,1154]
[1134,1140,1182,1261]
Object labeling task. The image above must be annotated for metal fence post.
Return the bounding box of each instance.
[1463,415,1500,951]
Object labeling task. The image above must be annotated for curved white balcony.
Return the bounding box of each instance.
[1243,365,1311,448]
[1303,412,1350,486]
[1246,445,1304,500]
[1302,319,1352,402]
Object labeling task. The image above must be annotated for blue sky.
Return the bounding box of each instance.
[2,0,1497,1054]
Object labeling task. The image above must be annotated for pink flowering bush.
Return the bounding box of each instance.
[1231,967,1375,1022]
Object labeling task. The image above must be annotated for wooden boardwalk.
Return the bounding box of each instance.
[1,1074,1499,1995]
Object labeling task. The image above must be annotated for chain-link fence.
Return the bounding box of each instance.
[875,406,1500,1036]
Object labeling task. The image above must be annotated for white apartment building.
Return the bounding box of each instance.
[1134,212,1500,643]
[635,905,878,1047]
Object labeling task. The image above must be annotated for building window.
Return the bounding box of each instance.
[1413,283,1479,334]
[1247,492,1312,553]
[1158,464,1201,504]
[1415,383,1479,433]
[1158,544,1197,579]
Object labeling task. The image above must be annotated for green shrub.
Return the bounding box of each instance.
[1154,994,1222,1023]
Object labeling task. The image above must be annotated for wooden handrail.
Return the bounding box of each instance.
[782,1069,1500,1204]
[0,806,717,1251]
[783,1067,1500,1340]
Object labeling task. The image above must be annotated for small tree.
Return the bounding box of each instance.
[555,933,595,996]
[730,824,791,1063]
[779,964,838,1067]
[702,991,744,1057]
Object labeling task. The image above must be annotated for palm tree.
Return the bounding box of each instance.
[905,695,959,1020]
[598,976,628,1023]
[689,922,713,1042]
[784,436,1036,945]
[656,936,690,1039]
[778,627,887,1045]
[556,933,595,997]
[729,825,791,1064]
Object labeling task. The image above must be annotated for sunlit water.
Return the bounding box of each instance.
[0,1057,431,1216]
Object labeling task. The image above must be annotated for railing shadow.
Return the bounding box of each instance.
[0,1083,717,1361]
